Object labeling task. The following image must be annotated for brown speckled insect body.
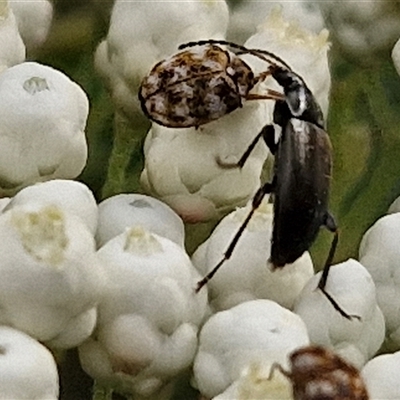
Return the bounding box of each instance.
[139,40,286,128]
[274,346,369,400]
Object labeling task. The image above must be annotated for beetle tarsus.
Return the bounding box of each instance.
[318,286,361,321]
[196,257,226,292]
[196,182,273,291]
[216,124,277,170]
[231,129,267,169]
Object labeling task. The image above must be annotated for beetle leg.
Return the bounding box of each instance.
[216,124,276,170]
[268,362,291,381]
[318,213,339,290]
[261,124,278,155]
[196,181,275,292]
[246,90,285,102]
[316,213,361,320]
[252,69,272,85]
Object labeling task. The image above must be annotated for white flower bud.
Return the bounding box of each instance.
[392,38,400,79]
[0,326,59,400]
[4,179,98,235]
[96,193,184,248]
[294,259,385,368]
[0,204,104,348]
[141,100,270,223]
[9,0,53,52]
[0,62,89,195]
[193,299,309,399]
[362,351,400,399]
[359,213,400,351]
[227,2,325,45]
[0,1,25,72]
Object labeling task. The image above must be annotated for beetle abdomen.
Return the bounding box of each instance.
[139,44,254,128]
[141,74,243,127]
[289,346,369,400]
[270,119,332,267]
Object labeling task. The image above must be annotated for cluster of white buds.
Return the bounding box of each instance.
[85,4,387,399]
[80,226,208,398]
[1,1,399,399]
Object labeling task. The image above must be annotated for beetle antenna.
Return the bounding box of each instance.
[236,48,292,71]
[196,181,274,292]
[178,39,292,71]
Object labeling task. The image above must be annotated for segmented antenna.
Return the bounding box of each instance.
[178,39,292,71]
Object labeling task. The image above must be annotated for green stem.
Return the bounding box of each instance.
[92,381,113,400]
[101,110,150,199]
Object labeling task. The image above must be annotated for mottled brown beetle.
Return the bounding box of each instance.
[270,345,369,400]
[139,39,288,128]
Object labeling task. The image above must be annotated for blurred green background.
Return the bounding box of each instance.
[33,1,400,399]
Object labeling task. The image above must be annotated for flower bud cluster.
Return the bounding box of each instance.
[2,1,400,399]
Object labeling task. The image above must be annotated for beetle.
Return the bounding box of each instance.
[265,65,334,268]
[270,345,369,400]
[196,64,356,319]
[138,39,287,128]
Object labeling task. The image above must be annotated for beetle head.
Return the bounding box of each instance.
[270,65,325,128]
